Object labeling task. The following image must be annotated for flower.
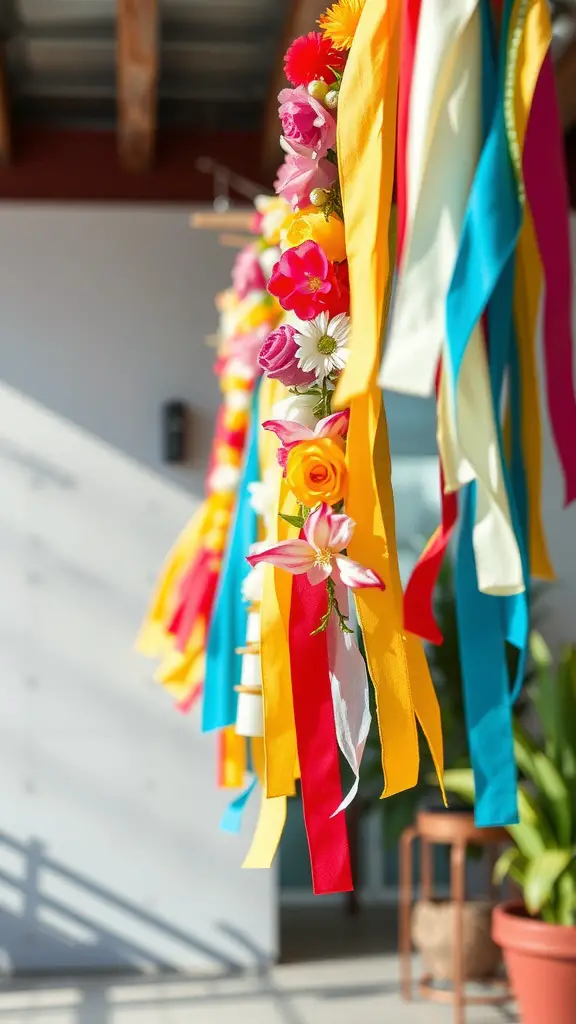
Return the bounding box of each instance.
[286,437,347,505]
[271,392,319,430]
[263,409,350,472]
[246,503,384,589]
[283,208,346,262]
[208,463,241,494]
[268,240,346,321]
[242,558,266,604]
[248,469,278,534]
[283,31,347,86]
[274,143,337,211]
[232,246,266,299]
[294,311,350,381]
[319,0,366,51]
[258,324,316,387]
[254,194,293,245]
[258,245,282,281]
[278,86,336,156]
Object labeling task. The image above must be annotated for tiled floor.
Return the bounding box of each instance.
[0,957,518,1024]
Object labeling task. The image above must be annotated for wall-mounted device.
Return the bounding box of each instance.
[162,400,188,464]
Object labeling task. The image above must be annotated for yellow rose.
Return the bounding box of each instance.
[284,208,346,263]
[286,438,347,507]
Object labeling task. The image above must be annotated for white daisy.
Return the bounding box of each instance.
[294,312,350,382]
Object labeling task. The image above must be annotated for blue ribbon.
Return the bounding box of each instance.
[203,380,261,733]
[220,775,259,834]
[446,0,529,826]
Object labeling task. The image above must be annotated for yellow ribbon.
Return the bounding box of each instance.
[242,738,287,869]
[334,0,444,798]
[510,0,555,580]
[258,377,300,798]
[135,507,206,658]
[221,727,246,789]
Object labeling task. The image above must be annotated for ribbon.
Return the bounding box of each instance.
[404,468,458,644]
[327,580,371,815]
[289,570,352,895]
[523,50,576,505]
[396,0,422,265]
[203,382,261,733]
[135,506,207,658]
[242,738,288,869]
[446,0,537,827]
[220,776,258,834]
[381,0,482,398]
[218,728,246,789]
[334,1,444,798]
[260,388,299,800]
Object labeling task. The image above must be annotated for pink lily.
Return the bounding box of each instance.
[246,503,385,590]
[262,409,350,472]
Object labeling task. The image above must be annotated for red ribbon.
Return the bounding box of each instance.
[404,479,458,644]
[289,571,353,895]
[168,549,220,651]
[396,0,423,266]
[524,54,576,505]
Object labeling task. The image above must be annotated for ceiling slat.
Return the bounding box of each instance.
[117,0,159,172]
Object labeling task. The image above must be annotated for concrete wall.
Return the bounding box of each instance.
[0,205,275,973]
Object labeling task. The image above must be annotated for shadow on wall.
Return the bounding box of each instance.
[0,832,251,976]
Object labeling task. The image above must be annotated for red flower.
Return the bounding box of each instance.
[268,241,349,321]
[283,32,346,88]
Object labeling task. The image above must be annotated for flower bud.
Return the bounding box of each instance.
[310,188,330,207]
[307,79,329,102]
[325,89,339,110]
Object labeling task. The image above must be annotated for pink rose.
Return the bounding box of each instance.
[278,86,336,157]
[232,246,266,300]
[258,324,316,387]
[274,144,337,210]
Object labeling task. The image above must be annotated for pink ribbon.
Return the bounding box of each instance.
[524,53,576,505]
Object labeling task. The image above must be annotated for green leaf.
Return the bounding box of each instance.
[523,849,576,915]
[514,721,572,847]
[493,846,528,888]
[279,513,305,529]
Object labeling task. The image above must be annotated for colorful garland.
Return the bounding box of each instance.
[139,0,575,893]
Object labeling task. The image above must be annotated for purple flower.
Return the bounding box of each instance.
[258,324,316,387]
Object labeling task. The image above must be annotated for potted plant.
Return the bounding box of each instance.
[443,634,576,1024]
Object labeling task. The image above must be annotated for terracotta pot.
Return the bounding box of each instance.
[493,901,576,1024]
[412,899,501,981]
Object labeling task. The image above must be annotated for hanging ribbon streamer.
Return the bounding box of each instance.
[203,381,261,733]
[396,0,422,265]
[404,467,458,644]
[328,580,371,815]
[335,0,444,797]
[523,51,576,506]
[289,570,352,895]
[381,0,482,398]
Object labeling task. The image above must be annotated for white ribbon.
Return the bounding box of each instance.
[379,0,481,397]
[327,580,371,816]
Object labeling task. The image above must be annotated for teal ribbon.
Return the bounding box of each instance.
[203,380,261,733]
[220,776,259,834]
[447,0,528,827]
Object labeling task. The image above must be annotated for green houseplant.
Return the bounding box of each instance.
[443,633,576,1024]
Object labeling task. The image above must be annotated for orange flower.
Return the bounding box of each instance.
[284,208,346,263]
[286,437,347,507]
[319,0,366,51]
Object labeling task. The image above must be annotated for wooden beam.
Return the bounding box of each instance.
[219,233,255,248]
[0,129,267,202]
[117,0,159,172]
[556,37,576,133]
[261,0,328,177]
[0,49,11,162]
[190,211,255,231]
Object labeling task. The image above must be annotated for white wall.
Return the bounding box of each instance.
[0,205,276,973]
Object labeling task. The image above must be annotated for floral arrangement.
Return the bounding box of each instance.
[136,210,285,713]
[138,0,575,895]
